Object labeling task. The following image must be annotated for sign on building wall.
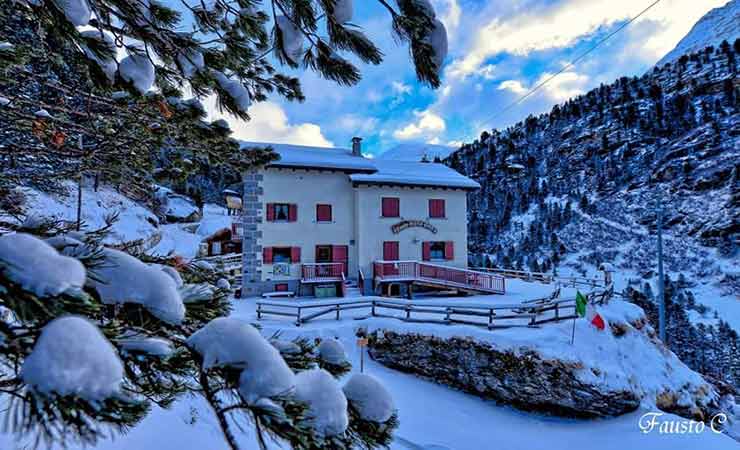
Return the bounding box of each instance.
[391,220,437,234]
[273,263,291,276]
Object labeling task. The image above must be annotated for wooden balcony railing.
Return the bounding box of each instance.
[301,263,344,283]
[373,260,505,295]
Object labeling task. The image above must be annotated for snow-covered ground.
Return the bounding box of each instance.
[1,280,737,449]
[12,183,159,245]
[149,203,232,259]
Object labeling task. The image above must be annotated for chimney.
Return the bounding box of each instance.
[351,136,362,156]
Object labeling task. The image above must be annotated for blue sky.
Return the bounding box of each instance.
[208,0,729,156]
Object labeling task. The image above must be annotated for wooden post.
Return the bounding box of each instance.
[296,307,302,327]
[257,303,262,320]
[336,304,340,320]
[405,305,410,320]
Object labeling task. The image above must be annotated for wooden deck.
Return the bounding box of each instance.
[373,260,506,295]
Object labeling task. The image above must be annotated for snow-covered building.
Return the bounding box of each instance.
[240,139,483,297]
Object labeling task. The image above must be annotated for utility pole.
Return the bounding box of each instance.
[76,135,83,231]
[656,195,666,342]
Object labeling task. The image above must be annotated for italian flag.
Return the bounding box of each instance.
[575,291,606,331]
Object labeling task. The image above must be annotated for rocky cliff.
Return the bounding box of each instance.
[367,301,725,421]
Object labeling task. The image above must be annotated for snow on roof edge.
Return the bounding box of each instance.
[240,141,479,189]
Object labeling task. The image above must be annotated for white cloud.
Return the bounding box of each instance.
[537,71,590,101]
[433,0,462,38]
[447,0,730,80]
[393,109,447,141]
[498,80,527,94]
[391,81,412,95]
[497,71,589,102]
[206,99,333,147]
[337,114,379,135]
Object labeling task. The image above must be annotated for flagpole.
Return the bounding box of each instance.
[570,316,576,345]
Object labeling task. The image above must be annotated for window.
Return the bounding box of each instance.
[423,241,454,261]
[266,203,297,222]
[383,241,399,261]
[272,247,293,264]
[264,247,301,264]
[429,199,446,218]
[316,204,332,222]
[430,242,446,260]
[316,245,332,262]
[381,197,400,217]
[275,283,289,292]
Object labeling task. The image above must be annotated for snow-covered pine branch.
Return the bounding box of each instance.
[0,225,398,449]
[25,0,445,119]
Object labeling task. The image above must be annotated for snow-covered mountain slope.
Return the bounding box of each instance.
[448,33,739,390]
[656,0,740,66]
[377,142,456,162]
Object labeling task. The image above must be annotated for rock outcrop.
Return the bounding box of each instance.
[368,331,640,418]
[367,301,725,421]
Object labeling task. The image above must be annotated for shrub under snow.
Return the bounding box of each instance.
[318,338,348,365]
[0,233,85,297]
[119,54,155,94]
[294,369,349,437]
[187,318,295,403]
[343,373,394,423]
[22,316,123,401]
[90,248,185,324]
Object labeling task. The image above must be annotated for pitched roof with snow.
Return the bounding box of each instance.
[241,141,479,190]
[350,160,480,190]
[241,142,376,173]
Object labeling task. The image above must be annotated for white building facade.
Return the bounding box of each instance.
[240,140,479,297]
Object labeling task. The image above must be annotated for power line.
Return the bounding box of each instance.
[478,0,664,128]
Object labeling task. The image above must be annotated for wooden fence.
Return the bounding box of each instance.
[470,267,605,289]
[257,297,589,329]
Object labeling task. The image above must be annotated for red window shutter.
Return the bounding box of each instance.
[288,204,298,222]
[422,242,431,261]
[332,245,348,274]
[266,203,275,221]
[382,197,399,217]
[263,247,273,264]
[429,199,445,218]
[383,241,399,261]
[317,204,332,222]
[445,241,454,260]
[291,246,301,263]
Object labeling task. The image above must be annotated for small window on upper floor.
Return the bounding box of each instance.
[316,204,332,222]
[381,197,400,218]
[429,199,446,218]
[274,204,290,221]
[266,203,297,222]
